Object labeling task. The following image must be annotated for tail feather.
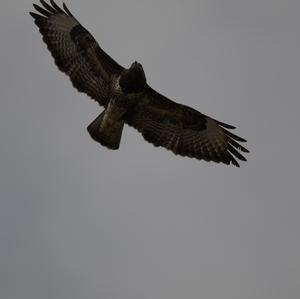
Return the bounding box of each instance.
[87,111,124,150]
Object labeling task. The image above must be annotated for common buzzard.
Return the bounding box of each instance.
[30,0,249,167]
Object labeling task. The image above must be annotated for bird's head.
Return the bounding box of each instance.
[119,61,147,94]
[130,61,143,70]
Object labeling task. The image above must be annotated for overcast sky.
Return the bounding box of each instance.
[0,0,300,299]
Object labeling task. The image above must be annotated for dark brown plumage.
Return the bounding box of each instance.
[30,0,249,167]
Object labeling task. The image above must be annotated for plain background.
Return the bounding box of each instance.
[1,0,300,298]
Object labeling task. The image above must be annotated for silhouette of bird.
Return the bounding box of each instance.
[30,0,249,166]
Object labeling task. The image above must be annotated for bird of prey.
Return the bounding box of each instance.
[30,0,249,167]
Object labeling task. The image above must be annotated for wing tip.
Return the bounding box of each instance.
[217,120,236,129]
[232,161,241,167]
[33,3,51,17]
[224,128,247,143]
[29,11,44,21]
[216,119,249,166]
[63,2,73,16]
[39,0,56,13]
[31,0,67,16]
[49,0,63,12]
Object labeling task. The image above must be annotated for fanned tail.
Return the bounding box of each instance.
[87,111,124,150]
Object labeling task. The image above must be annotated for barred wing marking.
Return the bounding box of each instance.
[30,0,124,105]
[127,87,249,167]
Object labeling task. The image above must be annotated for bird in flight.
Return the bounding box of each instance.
[30,0,249,167]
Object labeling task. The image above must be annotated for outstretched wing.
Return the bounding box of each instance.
[126,86,249,167]
[30,0,124,106]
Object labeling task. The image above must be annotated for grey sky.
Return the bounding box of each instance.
[0,0,300,298]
